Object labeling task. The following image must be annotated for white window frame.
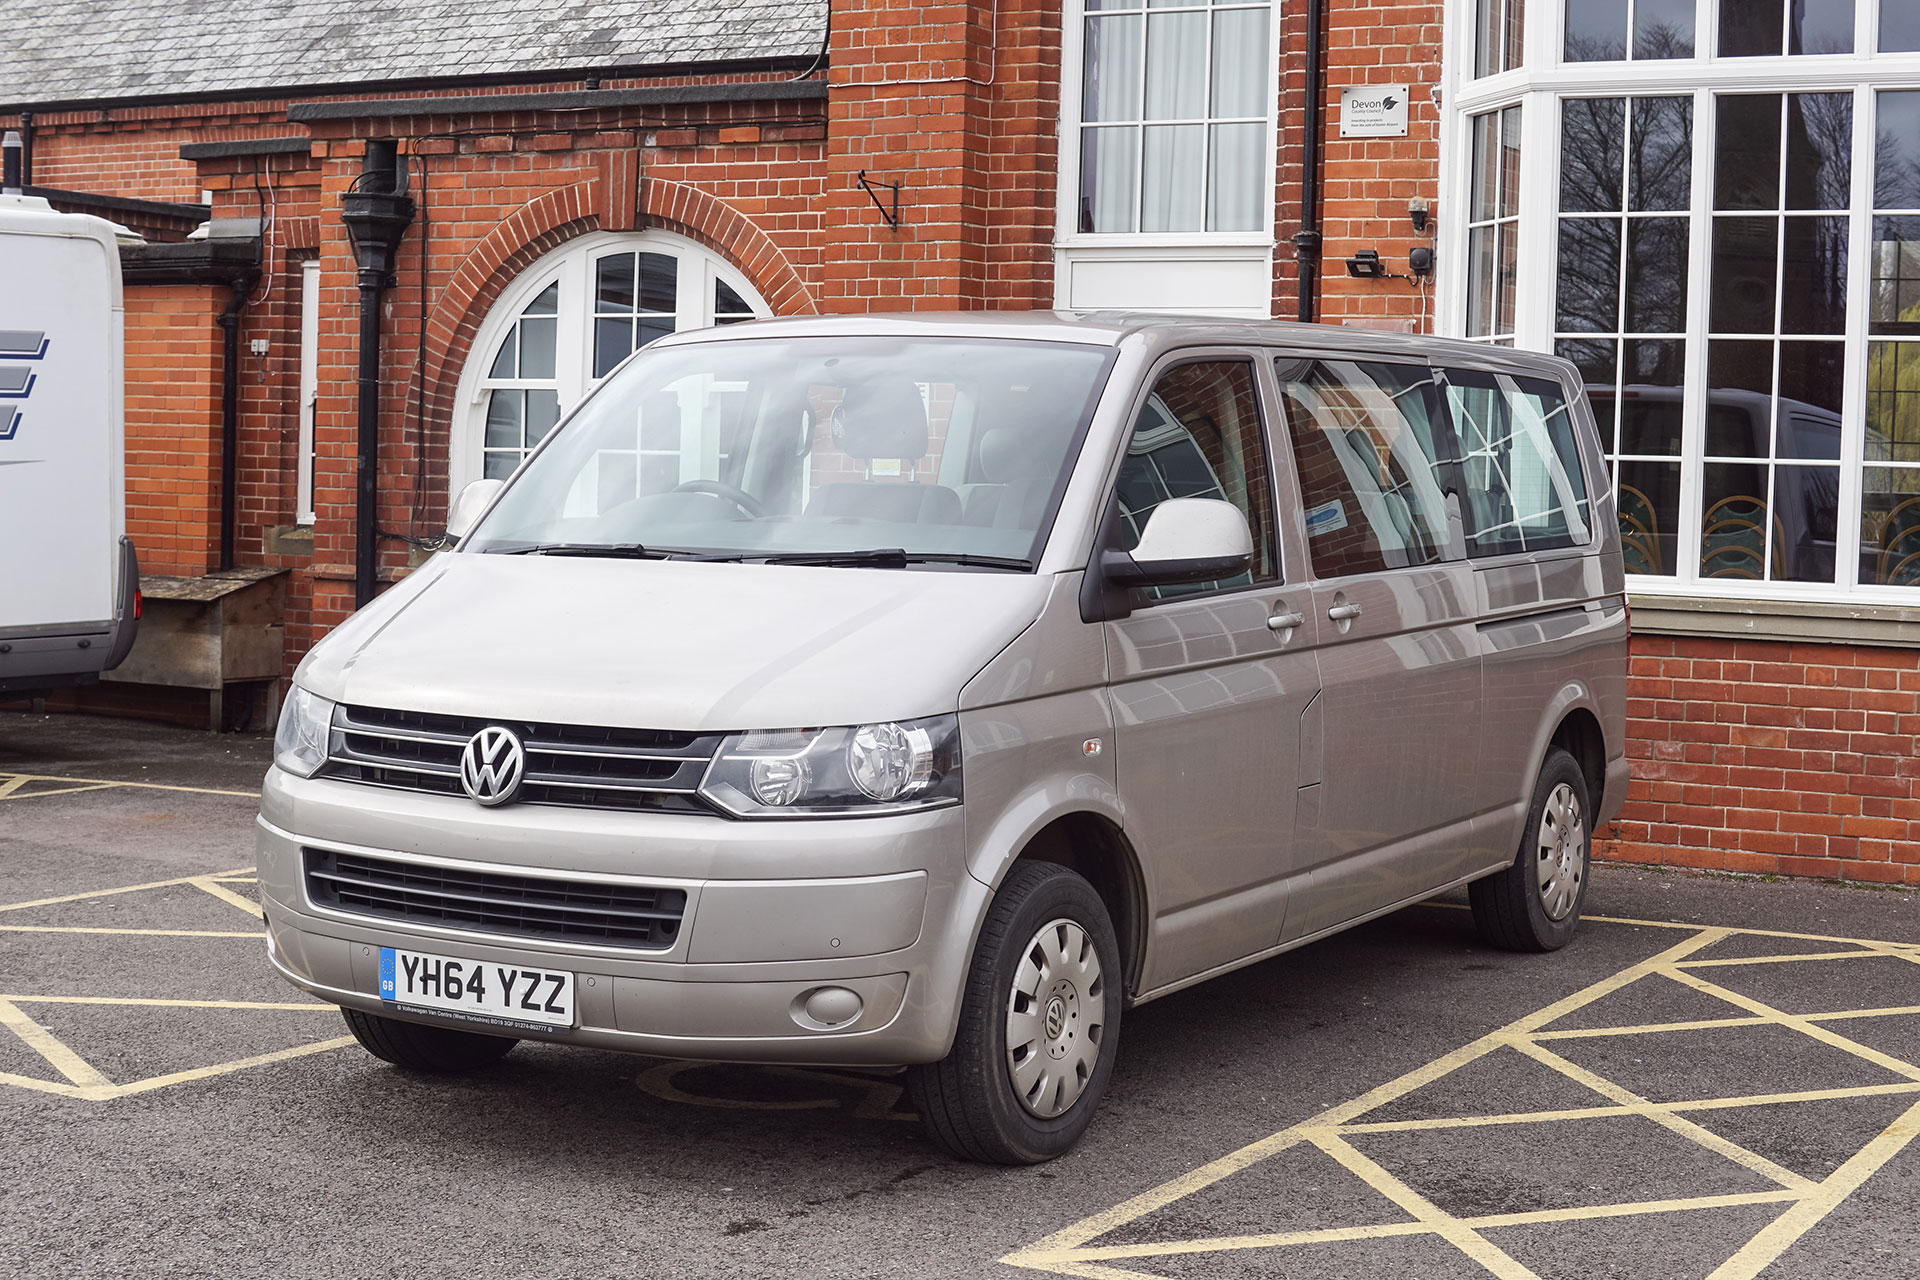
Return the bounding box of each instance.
[1053,0,1283,315]
[449,230,770,492]
[1439,0,1920,604]
[296,257,320,526]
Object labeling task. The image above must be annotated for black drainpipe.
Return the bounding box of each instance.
[339,141,415,610]
[18,112,32,186]
[215,274,255,571]
[1292,0,1328,323]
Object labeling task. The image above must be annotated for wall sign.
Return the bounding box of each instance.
[1339,85,1410,138]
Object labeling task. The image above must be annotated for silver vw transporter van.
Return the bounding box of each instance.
[261,313,1627,1163]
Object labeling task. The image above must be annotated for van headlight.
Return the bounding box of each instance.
[274,685,337,779]
[699,714,961,818]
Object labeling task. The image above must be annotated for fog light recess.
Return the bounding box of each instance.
[791,986,864,1031]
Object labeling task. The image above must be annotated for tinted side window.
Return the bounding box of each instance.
[1444,368,1593,557]
[1277,359,1457,579]
[1115,359,1278,597]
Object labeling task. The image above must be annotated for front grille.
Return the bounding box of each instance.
[304,848,687,949]
[317,704,724,813]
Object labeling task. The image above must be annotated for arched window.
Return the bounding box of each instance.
[452,230,769,487]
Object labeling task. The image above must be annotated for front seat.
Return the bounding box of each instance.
[805,380,962,525]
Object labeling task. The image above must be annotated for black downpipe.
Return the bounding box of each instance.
[1292,0,1328,323]
[18,112,31,186]
[215,275,253,571]
[340,142,415,609]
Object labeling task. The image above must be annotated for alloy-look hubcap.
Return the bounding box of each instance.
[1536,781,1585,922]
[1005,918,1105,1118]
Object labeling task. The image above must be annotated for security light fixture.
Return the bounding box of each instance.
[1409,198,1430,233]
[1345,249,1387,279]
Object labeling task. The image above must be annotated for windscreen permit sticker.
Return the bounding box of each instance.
[1305,499,1348,537]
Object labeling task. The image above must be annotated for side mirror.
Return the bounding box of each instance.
[445,478,505,545]
[1102,497,1253,587]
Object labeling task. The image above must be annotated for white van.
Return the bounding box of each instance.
[0,174,140,696]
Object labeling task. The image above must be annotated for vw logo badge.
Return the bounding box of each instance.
[460,726,526,806]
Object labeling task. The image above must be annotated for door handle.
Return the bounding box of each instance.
[1267,610,1305,632]
[1327,602,1363,622]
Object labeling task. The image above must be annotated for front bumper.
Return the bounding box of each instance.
[258,768,989,1064]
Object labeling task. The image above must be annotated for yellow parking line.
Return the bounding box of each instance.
[0,1071,99,1100]
[0,771,259,800]
[188,876,264,920]
[1340,1080,1920,1135]
[1313,1131,1541,1280]
[1677,950,1881,968]
[111,1035,357,1098]
[0,997,114,1090]
[0,925,263,938]
[1535,1003,1920,1040]
[0,867,255,913]
[0,774,30,798]
[1510,1037,1815,1191]
[1706,1097,1920,1280]
[2,995,332,1011]
[1661,968,1920,1084]
[0,782,122,801]
[1051,1190,1807,1264]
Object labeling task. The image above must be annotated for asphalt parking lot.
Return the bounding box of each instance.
[3,710,1919,1279]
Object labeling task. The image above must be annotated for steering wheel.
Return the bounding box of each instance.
[671,479,768,518]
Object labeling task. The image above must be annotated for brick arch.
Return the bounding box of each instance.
[413,182,603,461]
[640,178,818,318]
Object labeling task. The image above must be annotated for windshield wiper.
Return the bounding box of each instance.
[755,549,1034,571]
[486,542,664,559]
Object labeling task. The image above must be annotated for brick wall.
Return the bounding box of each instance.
[123,284,223,576]
[1600,634,1920,885]
[1313,0,1444,331]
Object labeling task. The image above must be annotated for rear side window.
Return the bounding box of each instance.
[1443,368,1592,557]
[1276,359,1457,579]
[1114,359,1278,598]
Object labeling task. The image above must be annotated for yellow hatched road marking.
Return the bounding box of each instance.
[0,997,114,1089]
[110,1036,357,1098]
[188,876,264,920]
[0,867,255,914]
[1509,1037,1815,1191]
[1660,967,1920,1084]
[0,771,259,800]
[1006,920,1920,1279]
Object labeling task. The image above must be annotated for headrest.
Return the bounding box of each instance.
[977,426,1029,483]
[831,380,929,461]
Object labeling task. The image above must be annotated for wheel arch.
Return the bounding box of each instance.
[1548,704,1608,817]
[1007,812,1148,1001]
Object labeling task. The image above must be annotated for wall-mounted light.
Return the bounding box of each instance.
[1408,198,1430,233]
[1345,249,1387,279]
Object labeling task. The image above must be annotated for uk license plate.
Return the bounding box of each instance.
[378,946,575,1030]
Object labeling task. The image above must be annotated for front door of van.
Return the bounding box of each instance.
[1271,357,1484,941]
[1102,356,1320,992]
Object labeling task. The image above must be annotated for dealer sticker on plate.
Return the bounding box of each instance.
[379,946,575,1031]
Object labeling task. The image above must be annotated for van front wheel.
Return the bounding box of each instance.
[908,861,1123,1164]
[1470,747,1591,952]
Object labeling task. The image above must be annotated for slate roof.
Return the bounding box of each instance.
[0,1,828,109]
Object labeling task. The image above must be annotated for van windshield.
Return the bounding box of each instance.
[464,335,1114,568]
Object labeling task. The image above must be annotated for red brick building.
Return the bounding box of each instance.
[5,0,1920,882]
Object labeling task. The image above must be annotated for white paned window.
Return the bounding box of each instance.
[1476,0,1527,76]
[1466,105,1523,341]
[452,231,769,489]
[1445,0,1920,602]
[296,257,319,525]
[1069,0,1275,236]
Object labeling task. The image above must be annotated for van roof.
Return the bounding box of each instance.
[656,309,1578,378]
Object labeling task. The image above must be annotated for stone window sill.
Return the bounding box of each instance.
[1629,594,1920,649]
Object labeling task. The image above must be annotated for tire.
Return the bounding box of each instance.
[907,860,1123,1165]
[341,1007,518,1073]
[1470,747,1592,952]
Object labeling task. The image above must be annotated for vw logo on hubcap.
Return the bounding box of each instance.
[460,725,526,806]
[1045,995,1066,1041]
